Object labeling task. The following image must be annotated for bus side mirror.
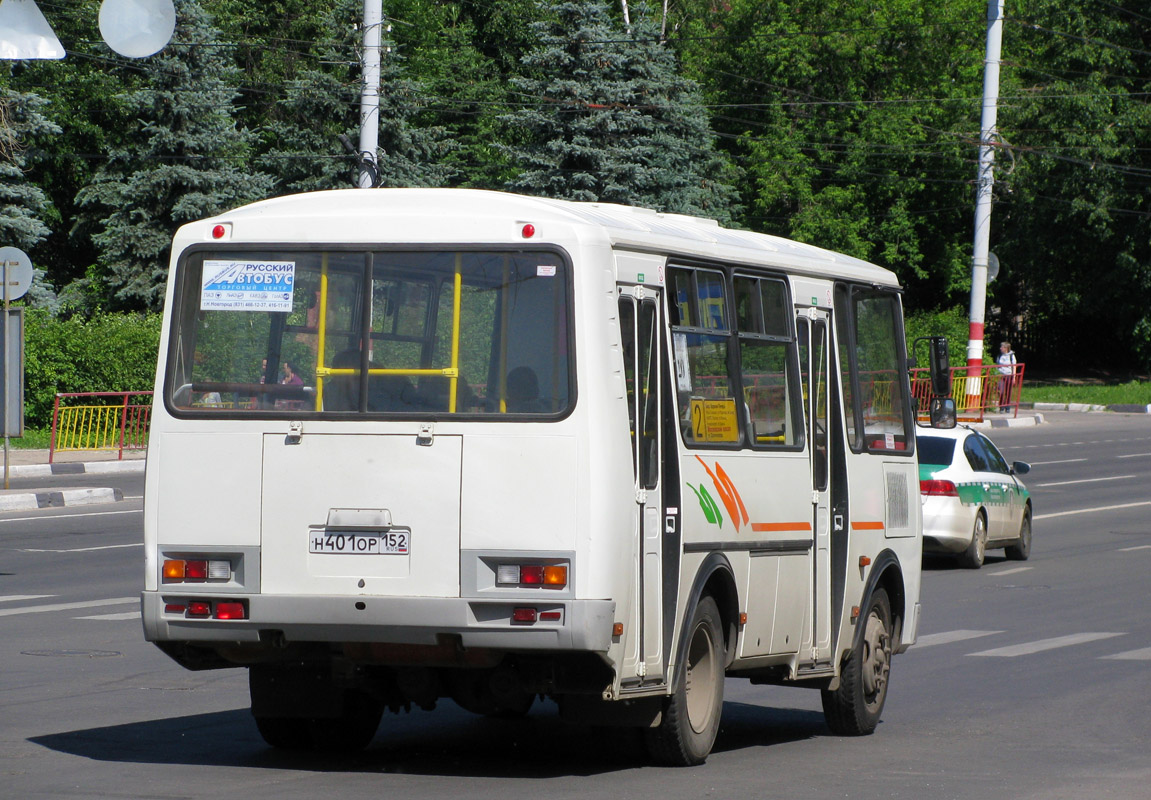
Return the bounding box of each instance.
[928,336,950,398]
[929,397,957,429]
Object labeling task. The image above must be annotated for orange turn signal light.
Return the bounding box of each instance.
[163,560,185,582]
[543,565,567,586]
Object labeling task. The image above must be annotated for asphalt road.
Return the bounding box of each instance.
[1,411,1149,799]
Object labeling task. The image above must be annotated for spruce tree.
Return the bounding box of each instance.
[75,0,275,311]
[258,0,454,192]
[0,86,62,310]
[503,0,738,222]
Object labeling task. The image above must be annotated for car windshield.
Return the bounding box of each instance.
[916,435,955,466]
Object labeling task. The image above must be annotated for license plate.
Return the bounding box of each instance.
[309,530,409,555]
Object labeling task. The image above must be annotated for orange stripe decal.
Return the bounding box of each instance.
[750,522,813,532]
[851,521,886,531]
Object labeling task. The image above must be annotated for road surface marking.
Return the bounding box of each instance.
[1035,475,1136,487]
[1029,458,1087,465]
[0,597,137,617]
[1118,545,1151,552]
[991,566,1032,576]
[0,594,54,603]
[970,632,1124,657]
[0,509,142,523]
[1101,648,1151,661]
[76,611,141,621]
[1035,501,1151,520]
[20,543,142,553]
[1116,452,1151,459]
[915,630,1003,648]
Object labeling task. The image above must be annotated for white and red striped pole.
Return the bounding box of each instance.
[966,0,1004,409]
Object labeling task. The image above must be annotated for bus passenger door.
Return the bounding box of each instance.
[619,288,665,682]
[798,310,834,666]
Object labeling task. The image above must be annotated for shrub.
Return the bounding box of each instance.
[22,310,162,428]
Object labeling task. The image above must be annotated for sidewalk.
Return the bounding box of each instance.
[0,447,146,512]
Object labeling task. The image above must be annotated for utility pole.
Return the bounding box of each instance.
[965,0,1004,408]
[357,0,383,188]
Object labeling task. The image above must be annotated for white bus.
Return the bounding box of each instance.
[142,188,942,766]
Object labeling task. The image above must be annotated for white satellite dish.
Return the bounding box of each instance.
[0,0,65,60]
[98,0,175,59]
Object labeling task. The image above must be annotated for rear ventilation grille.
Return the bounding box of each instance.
[886,471,910,530]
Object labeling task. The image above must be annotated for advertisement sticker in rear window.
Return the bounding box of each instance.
[200,260,296,311]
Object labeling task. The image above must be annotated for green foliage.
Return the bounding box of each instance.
[23,310,162,428]
[74,0,276,311]
[502,0,740,221]
[1021,381,1151,406]
[904,305,983,367]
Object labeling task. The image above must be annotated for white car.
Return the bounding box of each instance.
[917,426,1033,568]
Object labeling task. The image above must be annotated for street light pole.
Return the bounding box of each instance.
[965,0,1005,408]
[357,0,382,188]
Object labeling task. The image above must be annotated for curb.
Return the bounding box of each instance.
[4,460,146,479]
[1031,402,1151,414]
[0,486,125,512]
[986,412,1046,428]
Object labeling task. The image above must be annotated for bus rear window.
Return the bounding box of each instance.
[166,249,571,417]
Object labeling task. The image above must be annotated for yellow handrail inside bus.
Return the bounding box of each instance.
[315,252,330,409]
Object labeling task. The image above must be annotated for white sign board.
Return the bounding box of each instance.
[200,260,296,312]
[0,247,33,301]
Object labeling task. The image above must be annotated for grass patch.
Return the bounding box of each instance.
[4,428,53,449]
[1021,380,1151,406]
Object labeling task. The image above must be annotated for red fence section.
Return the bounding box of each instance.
[910,363,1024,423]
[49,391,153,463]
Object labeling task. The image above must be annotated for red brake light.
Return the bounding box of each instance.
[920,479,958,497]
[520,565,545,584]
[184,560,208,580]
[214,601,246,620]
[187,601,211,618]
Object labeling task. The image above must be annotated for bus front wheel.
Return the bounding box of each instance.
[821,587,892,736]
[645,595,725,766]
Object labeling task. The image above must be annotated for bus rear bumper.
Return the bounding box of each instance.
[141,591,616,654]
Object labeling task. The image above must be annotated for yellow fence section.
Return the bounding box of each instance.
[49,392,152,463]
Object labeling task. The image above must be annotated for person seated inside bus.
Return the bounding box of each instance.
[324,349,363,411]
[367,370,417,412]
[505,365,542,412]
[413,374,480,413]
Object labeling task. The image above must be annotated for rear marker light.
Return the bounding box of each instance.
[512,607,537,623]
[162,558,231,583]
[214,602,246,620]
[539,611,561,622]
[187,601,211,618]
[164,603,186,614]
[521,223,536,238]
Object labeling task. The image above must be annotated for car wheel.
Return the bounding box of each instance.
[960,511,987,569]
[1005,508,1032,561]
[821,587,892,736]
[645,595,725,766]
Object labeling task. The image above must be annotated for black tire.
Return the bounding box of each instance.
[645,596,725,767]
[821,587,893,736]
[960,511,988,569]
[1005,509,1032,561]
[250,667,382,753]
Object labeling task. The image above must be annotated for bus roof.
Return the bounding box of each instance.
[189,188,900,287]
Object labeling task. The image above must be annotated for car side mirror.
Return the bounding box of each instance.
[929,397,957,429]
[1012,461,1031,475]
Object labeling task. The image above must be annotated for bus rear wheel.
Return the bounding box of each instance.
[249,667,382,752]
[821,587,892,736]
[645,595,725,766]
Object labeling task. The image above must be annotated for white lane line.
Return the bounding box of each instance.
[75,611,140,621]
[990,566,1032,576]
[970,632,1125,657]
[19,543,142,553]
[1029,458,1088,465]
[0,594,54,603]
[0,597,137,618]
[914,630,1003,648]
[1035,475,1136,487]
[0,508,142,523]
[1119,545,1151,552]
[1117,453,1151,459]
[1035,501,1151,520]
[1102,648,1151,661]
